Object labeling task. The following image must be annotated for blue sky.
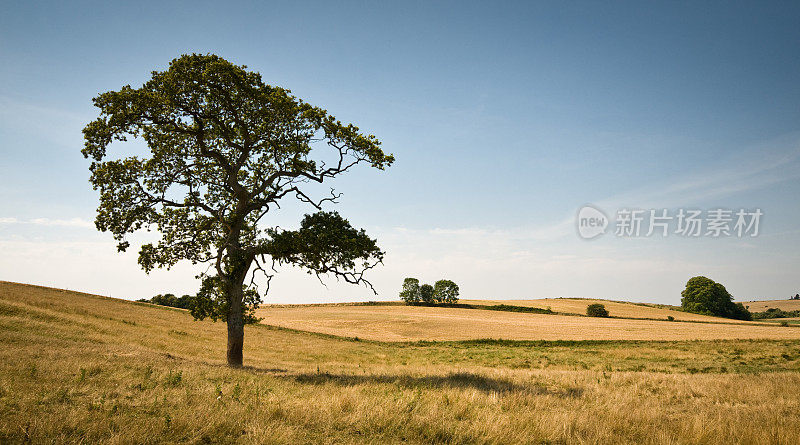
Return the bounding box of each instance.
[1,1,799,303]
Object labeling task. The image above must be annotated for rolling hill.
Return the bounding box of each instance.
[741,299,800,312]
[464,297,735,322]
[256,302,797,342]
[3,280,800,443]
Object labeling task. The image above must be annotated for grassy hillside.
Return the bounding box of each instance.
[256,303,797,342]
[2,281,800,443]
[743,299,800,312]
[263,297,754,323]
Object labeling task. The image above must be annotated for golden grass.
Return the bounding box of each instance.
[465,298,736,322]
[742,299,800,312]
[3,280,800,444]
[256,304,800,342]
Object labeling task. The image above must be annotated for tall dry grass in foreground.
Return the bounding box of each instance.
[2,281,800,444]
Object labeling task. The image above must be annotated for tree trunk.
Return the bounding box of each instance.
[226,286,245,368]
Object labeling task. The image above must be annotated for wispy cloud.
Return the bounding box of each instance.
[0,95,91,146]
[598,133,800,209]
[419,132,800,245]
[0,217,94,228]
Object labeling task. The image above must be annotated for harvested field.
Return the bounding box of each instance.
[256,304,800,342]
[464,298,737,322]
[742,299,800,312]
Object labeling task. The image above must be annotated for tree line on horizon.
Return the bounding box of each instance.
[139,275,780,323]
[137,293,193,309]
[399,278,460,304]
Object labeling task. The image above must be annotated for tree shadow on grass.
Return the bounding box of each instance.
[287,371,582,397]
[241,365,289,374]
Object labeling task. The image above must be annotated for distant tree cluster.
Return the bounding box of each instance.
[137,293,194,310]
[586,303,609,317]
[792,294,800,300]
[399,278,460,304]
[681,276,752,321]
[751,308,800,320]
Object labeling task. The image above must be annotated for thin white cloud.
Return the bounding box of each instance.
[599,133,800,209]
[412,133,800,245]
[0,217,94,228]
[29,218,94,228]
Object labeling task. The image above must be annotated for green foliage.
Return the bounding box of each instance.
[400,278,460,305]
[82,54,393,365]
[189,276,261,324]
[433,279,459,304]
[263,211,383,283]
[419,284,435,304]
[586,304,609,318]
[82,53,392,273]
[140,293,194,309]
[680,276,752,320]
[480,304,552,314]
[399,278,421,303]
[752,308,800,319]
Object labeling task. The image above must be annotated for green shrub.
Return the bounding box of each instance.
[586,304,609,317]
[751,308,800,319]
[667,315,675,321]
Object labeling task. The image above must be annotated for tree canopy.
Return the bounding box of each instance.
[586,303,609,317]
[399,278,421,304]
[433,279,459,303]
[680,276,751,321]
[83,54,394,366]
[419,284,435,304]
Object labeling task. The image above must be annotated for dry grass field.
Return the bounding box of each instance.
[464,298,739,322]
[3,280,800,444]
[256,304,798,342]
[742,299,800,312]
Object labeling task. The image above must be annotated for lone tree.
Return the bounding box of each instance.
[680,276,751,321]
[586,303,609,317]
[82,54,394,367]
